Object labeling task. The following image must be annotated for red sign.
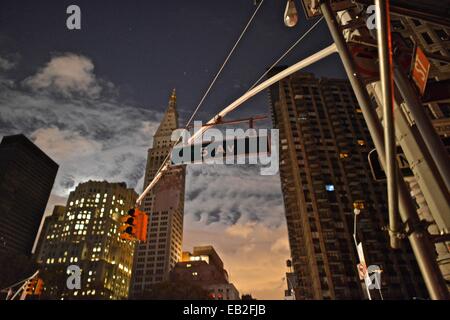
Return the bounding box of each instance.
[412,47,431,96]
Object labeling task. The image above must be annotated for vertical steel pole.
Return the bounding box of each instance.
[375,0,400,249]
[319,0,449,299]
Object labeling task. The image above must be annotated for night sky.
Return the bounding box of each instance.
[0,0,346,299]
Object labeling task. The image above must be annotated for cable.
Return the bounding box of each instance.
[249,16,324,90]
[185,0,265,128]
[187,16,326,143]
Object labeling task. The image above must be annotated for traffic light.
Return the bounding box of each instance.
[120,208,137,240]
[25,279,36,295]
[120,208,148,242]
[34,278,44,296]
[24,277,44,296]
[135,209,148,242]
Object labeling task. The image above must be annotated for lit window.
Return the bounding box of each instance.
[325,184,335,192]
[357,139,366,146]
[339,152,349,159]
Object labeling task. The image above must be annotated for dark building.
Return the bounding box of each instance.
[170,246,240,300]
[33,205,66,261]
[0,134,58,256]
[268,71,428,299]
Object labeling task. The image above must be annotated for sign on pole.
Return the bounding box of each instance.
[412,47,431,96]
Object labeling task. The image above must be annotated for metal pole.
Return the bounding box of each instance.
[375,0,400,249]
[393,65,450,195]
[319,0,449,299]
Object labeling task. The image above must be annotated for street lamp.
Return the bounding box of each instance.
[284,0,299,27]
[353,200,364,245]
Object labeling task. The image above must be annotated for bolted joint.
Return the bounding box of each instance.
[382,225,407,240]
[403,218,429,237]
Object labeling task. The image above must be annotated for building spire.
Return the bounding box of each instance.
[169,88,176,109]
[154,89,179,138]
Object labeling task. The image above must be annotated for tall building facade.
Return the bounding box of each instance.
[269,72,427,299]
[34,205,66,261]
[130,90,186,297]
[35,180,137,299]
[0,134,58,256]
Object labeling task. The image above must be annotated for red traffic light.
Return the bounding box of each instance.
[120,208,148,242]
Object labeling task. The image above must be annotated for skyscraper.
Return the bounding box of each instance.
[130,90,186,297]
[268,71,427,299]
[34,205,66,261]
[0,134,58,256]
[35,180,137,299]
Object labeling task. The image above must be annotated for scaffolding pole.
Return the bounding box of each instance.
[375,0,400,249]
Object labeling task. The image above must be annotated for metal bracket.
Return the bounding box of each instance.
[430,233,450,244]
[382,225,407,240]
[403,219,431,238]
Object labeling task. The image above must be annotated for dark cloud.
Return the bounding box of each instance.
[0,53,163,196]
[206,209,221,224]
[59,175,75,190]
[184,164,285,228]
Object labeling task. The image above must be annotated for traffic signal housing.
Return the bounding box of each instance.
[34,279,44,296]
[120,208,148,242]
[25,279,37,295]
[24,277,44,296]
[120,208,137,241]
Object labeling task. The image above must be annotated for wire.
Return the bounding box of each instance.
[185,0,265,128]
[249,16,324,90]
